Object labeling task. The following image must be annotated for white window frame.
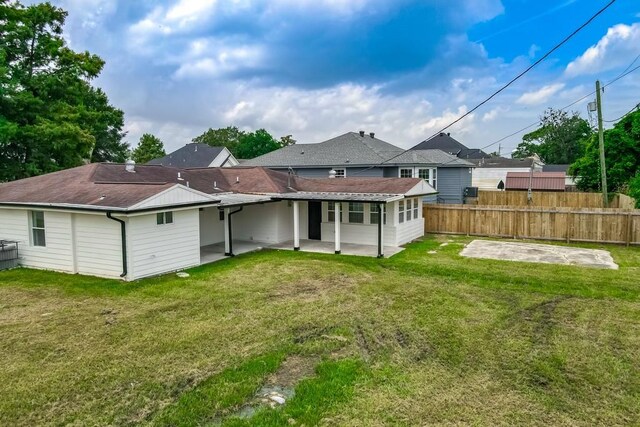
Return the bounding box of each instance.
[327,201,342,222]
[30,210,46,247]
[156,211,174,225]
[369,204,386,225]
[413,198,419,219]
[418,167,437,189]
[348,202,364,224]
[399,168,413,178]
[398,200,405,223]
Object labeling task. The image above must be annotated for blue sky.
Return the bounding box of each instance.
[46,0,640,153]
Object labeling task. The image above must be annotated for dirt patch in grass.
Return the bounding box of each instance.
[266,355,319,388]
[267,272,363,301]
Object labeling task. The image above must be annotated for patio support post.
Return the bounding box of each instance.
[335,202,341,254]
[223,208,231,256]
[377,203,384,258]
[293,201,300,250]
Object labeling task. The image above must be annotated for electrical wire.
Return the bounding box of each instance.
[290,0,620,184]
[603,102,640,123]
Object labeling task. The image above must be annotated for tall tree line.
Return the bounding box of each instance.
[0,1,128,182]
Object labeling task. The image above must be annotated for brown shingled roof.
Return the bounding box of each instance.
[505,172,566,191]
[0,163,430,210]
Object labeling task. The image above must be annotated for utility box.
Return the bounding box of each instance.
[0,240,19,270]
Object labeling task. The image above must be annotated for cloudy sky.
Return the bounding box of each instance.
[43,0,640,153]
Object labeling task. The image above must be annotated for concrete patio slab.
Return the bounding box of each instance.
[200,241,264,264]
[460,239,618,269]
[270,239,404,258]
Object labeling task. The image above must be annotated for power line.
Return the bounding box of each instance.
[420,0,617,142]
[604,102,640,123]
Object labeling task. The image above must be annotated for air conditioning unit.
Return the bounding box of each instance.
[464,187,479,198]
[0,240,19,270]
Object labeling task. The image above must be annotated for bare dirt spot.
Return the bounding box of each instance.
[267,273,364,301]
[266,355,319,388]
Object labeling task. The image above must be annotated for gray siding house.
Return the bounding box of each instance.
[243,131,473,204]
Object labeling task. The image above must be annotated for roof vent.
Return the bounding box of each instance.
[213,181,218,189]
[177,172,184,181]
[328,169,337,179]
[236,176,240,183]
[439,132,446,137]
[369,132,375,138]
[359,130,365,137]
[125,160,135,173]
[447,132,451,136]
[195,145,198,152]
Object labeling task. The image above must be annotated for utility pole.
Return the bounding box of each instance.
[595,80,608,207]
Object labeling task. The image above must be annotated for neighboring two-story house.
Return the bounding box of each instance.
[243,131,474,204]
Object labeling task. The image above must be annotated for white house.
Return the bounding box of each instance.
[471,156,544,191]
[0,163,435,281]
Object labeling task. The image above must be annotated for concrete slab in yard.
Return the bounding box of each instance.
[460,240,618,269]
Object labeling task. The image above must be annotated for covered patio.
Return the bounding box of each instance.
[270,239,405,258]
[200,240,265,264]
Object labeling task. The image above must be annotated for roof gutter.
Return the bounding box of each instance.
[106,212,127,278]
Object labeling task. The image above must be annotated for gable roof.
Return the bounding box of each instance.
[147,143,226,167]
[505,172,566,191]
[243,132,405,167]
[411,133,490,159]
[0,163,435,211]
[388,149,473,167]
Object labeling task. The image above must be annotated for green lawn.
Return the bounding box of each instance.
[1,235,639,426]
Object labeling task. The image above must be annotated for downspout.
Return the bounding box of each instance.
[106,212,127,278]
[377,202,383,258]
[226,206,243,256]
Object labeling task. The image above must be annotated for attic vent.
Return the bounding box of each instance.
[369,132,375,138]
[359,130,365,137]
[125,160,135,173]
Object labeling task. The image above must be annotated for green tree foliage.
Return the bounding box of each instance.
[131,134,166,164]
[512,108,592,164]
[0,1,127,182]
[628,173,640,209]
[570,109,640,193]
[235,129,292,159]
[192,126,245,155]
[192,126,293,159]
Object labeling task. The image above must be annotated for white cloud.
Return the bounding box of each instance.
[516,83,565,105]
[565,23,640,77]
[528,44,540,59]
[174,44,263,79]
[482,107,506,122]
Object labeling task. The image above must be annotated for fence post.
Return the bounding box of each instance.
[566,211,571,243]
[626,212,632,247]
[467,207,471,236]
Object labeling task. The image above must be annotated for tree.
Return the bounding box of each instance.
[512,108,592,164]
[131,134,166,164]
[570,109,640,193]
[279,134,296,147]
[192,126,246,155]
[236,129,288,159]
[0,1,127,182]
[628,172,640,209]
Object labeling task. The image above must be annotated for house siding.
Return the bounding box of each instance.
[437,167,472,204]
[74,214,123,278]
[0,208,74,273]
[231,201,296,244]
[128,209,200,280]
[199,207,225,246]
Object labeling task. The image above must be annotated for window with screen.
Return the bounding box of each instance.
[156,212,174,225]
[370,204,386,225]
[348,202,364,223]
[328,202,342,222]
[413,198,419,219]
[30,211,46,247]
[398,200,405,223]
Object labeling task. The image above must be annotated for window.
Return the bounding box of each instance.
[400,168,413,178]
[348,202,364,224]
[413,198,419,219]
[30,211,46,247]
[398,200,405,223]
[432,168,437,189]
[334,168,346,178]
[370,204,386,225]
[156,211,174,225]
[327,202,342,222]
[418,168,437,189]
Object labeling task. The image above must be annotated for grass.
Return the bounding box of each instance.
[1,235,639,426]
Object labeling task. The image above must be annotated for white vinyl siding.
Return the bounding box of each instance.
[74,214,123,278]
[0,209,74,273]
[128,209,200,280]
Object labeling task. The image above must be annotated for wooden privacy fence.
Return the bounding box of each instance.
[423,204,640,246]
[468,190,637,209]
